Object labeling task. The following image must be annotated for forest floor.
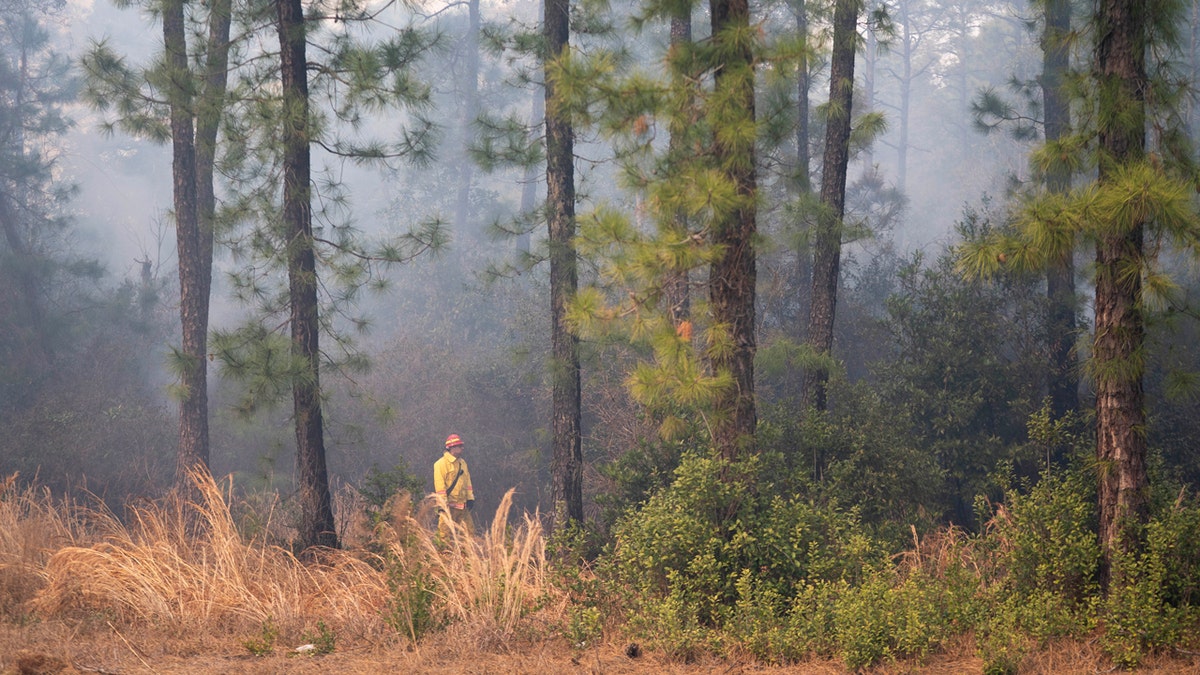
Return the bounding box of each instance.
[4,621,1200,675]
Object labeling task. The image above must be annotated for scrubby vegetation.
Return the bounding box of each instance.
[3,448,1199,673]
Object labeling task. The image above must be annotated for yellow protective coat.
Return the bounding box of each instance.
[433,451,474,508]
[434,450,475,538]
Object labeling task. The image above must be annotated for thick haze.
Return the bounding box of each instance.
[28,0,1055,512]
[56,0,1034,280]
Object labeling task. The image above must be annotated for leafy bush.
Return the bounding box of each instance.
[1102,498,1200,667]
[358,461,424,514]
[979,468,1100,605]
[382,540,441,644]
[971,465,1099,671]
[609,451,889,661]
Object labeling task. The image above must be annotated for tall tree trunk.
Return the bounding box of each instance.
[545,0,583,527]
[277,0,338,550]
[163,0,208,477]
[897,15,912,193]
[1093,0,1148,586]
[794,0,811,340]
[518,85,543,255]
[708,0,757,461]
[664,6,692,324]
[1042,0,1078,421]
[453,0,481,234]
[803,0,858,420]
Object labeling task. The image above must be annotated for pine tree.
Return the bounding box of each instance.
[209,0,440,551]
[972,0,1079,422]
[1041,0,1078,420]
[81,0,232,479]
[961,0,1200,586]
[803,0,861,416]
[545,0,583,526]
[560,0,763,465]
[0,0,76,388]
[707,0,759,460]
[274,0,338,550]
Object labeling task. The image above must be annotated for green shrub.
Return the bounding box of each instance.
[981,468,1100,604]
[299,619,336,655]
[827,564,977,670]
[610,451,883,615]
[725,569,790,661]
[1101,500,1200,668]
[624,582,712,661]
[783,579,842,659]
[358,461,424,515]
[382,540,440,643]
[609,451,892,662]
[241,617,278,656]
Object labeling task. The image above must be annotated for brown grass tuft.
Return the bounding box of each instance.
[30,467,393,643]
[0,475,84,620]
[22,468,555,658]
[402,489,549,643]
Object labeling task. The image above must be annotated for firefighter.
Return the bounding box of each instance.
[434,433,475,540]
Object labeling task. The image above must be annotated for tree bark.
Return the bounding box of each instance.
[163,0,209,478]
[277,0,338,550]
[708,0,757,461]
[803,0,859,419]
[1043,0,1078,421]
[793,0,811,341]
[453,0,481,235]
[664,7,692,324]
[545,0,583,527]
[1093,0,1148,585]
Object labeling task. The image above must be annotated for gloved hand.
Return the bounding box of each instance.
[466,499,475,511]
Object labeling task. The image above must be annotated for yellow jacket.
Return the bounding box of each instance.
[434,451,473,508]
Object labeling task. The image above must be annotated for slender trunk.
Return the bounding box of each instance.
[518,82,544,255]
[1094,0,1148,586]
[794,1,811,340]
[708,0,757,461]
[1043,0,1077,421]
[545,0,583,527]
[277,0,338,550]
[453,0,481,234]
[664,7,692,323]
[803,0,858,420]
[163,0,208,477]
[897,18,911,193]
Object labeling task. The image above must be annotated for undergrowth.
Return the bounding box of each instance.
[3,462,1199,672]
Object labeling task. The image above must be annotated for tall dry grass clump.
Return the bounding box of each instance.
[31,467,393,644]
[388,489,549,645]
[0,473,84,619]
[26,468,554,655]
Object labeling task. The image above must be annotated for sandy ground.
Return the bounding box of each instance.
[3,622,1200,674]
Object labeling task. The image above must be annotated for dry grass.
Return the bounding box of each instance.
[411,490,548,641]
[0,474,86,618]
[6,471,1200,673]
[25,468,553,655]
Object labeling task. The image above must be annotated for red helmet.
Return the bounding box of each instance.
[445,434,464,449]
